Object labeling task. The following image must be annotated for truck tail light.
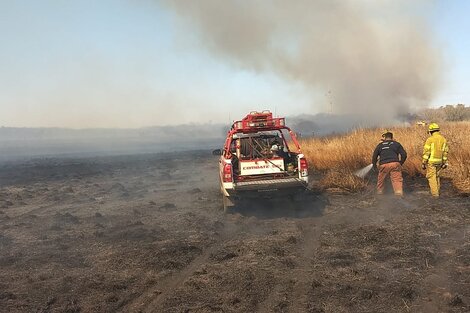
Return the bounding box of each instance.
[223,163,233,182]
[299,158,308,177]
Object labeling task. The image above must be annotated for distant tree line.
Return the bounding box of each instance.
[418,104,470,122]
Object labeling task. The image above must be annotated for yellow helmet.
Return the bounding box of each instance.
[428,123,440,132]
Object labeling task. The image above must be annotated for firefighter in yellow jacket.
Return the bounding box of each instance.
[421,123,449,197]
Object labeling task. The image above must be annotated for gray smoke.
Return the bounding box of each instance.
[162,0,441,122]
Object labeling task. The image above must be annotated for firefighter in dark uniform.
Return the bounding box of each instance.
[372,131,407,196]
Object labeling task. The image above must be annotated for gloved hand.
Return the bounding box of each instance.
[421,163,427,170]
[441,163,448,169]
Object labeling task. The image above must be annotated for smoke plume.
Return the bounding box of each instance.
[162,0,441,122]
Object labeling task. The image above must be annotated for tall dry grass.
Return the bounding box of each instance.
[300,122,470,194]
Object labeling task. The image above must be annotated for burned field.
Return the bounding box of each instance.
[0,151,468,312]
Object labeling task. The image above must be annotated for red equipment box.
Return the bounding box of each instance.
[232,111,285,131]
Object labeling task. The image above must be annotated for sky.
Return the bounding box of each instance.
[0,0,468,128]
[431,0,470,105]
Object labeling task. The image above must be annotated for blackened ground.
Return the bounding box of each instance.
[0,151,468,313]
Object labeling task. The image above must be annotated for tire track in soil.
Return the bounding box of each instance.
[288,220,324,312]
[257,218,324,313]
[256,195,404,312]
[123,216,253,313]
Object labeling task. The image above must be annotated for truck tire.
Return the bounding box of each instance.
[223,194,235,213]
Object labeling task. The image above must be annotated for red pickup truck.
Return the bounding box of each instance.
[214,111,309,212]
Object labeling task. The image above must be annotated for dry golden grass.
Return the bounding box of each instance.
[300,121,470,194]
[319,169,368,193]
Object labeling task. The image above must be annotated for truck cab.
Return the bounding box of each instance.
[217,111,309,211]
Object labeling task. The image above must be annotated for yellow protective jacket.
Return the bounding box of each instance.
[422,132,449,165]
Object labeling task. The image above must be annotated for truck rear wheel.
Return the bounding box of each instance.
[223,194,235,213]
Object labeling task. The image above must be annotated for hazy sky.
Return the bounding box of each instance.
[0,1,468,128]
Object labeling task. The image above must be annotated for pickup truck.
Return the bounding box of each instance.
[214,111,309,212]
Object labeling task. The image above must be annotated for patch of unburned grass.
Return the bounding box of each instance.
[320,169,368,192]
[300,121,470,193]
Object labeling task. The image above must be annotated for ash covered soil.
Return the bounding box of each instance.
[0,151,468,313]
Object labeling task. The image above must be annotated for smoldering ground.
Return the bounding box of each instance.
[1,151,468,312]
[162,0,442,123]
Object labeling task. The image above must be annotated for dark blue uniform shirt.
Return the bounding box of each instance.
[372,140,407,166]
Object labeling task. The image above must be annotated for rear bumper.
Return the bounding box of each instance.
[226,177,307,197]
[235,177,306,190]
